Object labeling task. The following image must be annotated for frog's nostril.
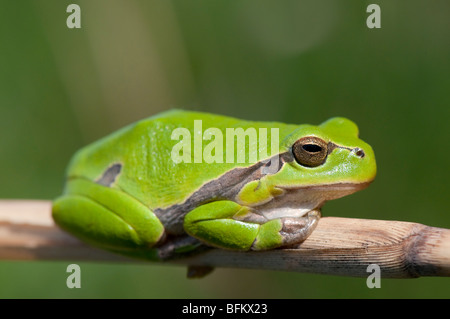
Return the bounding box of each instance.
[354,148,365,158]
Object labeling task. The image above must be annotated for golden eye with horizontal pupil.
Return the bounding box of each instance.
[292,136,329,167]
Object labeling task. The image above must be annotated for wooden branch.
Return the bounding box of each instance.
[1,199,449,278]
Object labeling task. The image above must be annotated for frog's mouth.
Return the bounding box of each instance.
[257,181,372,220]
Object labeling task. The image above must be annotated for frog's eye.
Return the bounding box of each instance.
[292,137,329,167]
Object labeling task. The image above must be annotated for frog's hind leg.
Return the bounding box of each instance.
[52,179,166,258]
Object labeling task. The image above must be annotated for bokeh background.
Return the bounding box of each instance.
[1,0,449,298]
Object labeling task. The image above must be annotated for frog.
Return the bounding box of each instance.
[52,109,376,267]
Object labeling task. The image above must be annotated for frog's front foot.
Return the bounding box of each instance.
[184,200,321,251]
[275,210,321,248]
[250,209,320,250]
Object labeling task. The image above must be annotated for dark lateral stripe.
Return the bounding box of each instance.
[96,163,122,187]
[155,152,293,235]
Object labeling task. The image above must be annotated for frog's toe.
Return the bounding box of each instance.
[279,210,321,247]
[249,210,321,250]
[187,265,215,279]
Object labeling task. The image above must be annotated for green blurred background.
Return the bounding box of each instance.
[1,0,449,298]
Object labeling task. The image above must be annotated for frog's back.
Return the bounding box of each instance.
[67,110,298,210]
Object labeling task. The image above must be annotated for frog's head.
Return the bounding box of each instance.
[254,117,376,215]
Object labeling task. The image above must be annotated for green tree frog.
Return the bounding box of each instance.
[53,110,376,262]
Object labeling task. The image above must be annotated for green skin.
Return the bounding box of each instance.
[52,110,376,261]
